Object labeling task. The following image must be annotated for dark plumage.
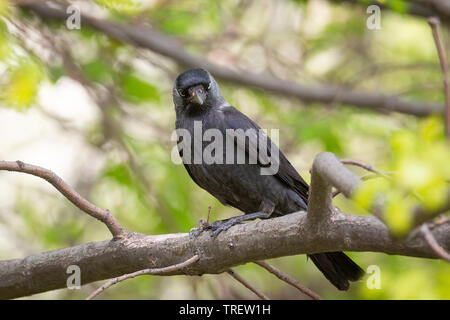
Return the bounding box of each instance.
[172,68,364,290]
[175,68,210,94]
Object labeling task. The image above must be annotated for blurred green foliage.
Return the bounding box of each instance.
[0,2,44,110]
[354,117,450,235]
[0,0,449,300]
[120,73,161,103]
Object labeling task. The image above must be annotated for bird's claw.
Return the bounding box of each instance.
[190,218,241,238]
[189,219,211,238]
[189,227,200,238]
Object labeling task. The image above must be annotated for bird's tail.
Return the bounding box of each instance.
[308,252,365,290]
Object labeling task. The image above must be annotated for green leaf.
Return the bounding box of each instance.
[2,59,43,110]
[102,162,134,187]
[82,60,113,83]
[120,73,160,104]
[48,65,64,83]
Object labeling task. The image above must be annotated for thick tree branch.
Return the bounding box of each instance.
[0,160,125,239]
[1,210,448,299]
[309,153,450,228]
[16,1,444,117]
[307,152,362,224]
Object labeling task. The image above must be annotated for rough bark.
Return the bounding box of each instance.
[1,210,448,300]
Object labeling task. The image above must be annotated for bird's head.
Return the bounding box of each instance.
[173,68,225,115]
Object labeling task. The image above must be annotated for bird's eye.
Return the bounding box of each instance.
[207,83,211,90]
[178,89,185,97]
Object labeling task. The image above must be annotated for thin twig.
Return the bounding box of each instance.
[86,255,200,300]
[206,206,212,226]
[420,224,450,262]
[412,196,450,228]
[226,269,270,300]
[0,160,125,239]
[254,261,322,300]
[428,17,450,139]
[340,159,390,179]
[332,173,381,198]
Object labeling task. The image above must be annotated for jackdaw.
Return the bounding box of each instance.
[172,68,364,290]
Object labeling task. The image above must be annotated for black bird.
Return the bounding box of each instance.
[172,68,364,290]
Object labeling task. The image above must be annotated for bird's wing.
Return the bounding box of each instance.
[220,106,309,201]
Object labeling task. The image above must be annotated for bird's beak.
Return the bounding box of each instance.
[188,85,207,106]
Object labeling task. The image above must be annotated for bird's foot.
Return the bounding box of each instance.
[189,206,213,238]
[208,211,273,238]
[189,219,211,238]
[209,217,241,238]
[190,211,272,238]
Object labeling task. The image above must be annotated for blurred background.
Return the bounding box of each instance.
[0,0,449,299]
